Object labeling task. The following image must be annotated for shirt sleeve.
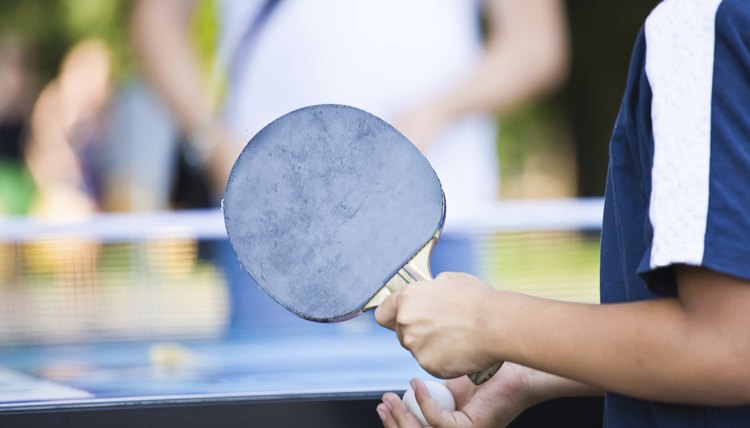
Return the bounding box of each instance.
[638,0,750,293]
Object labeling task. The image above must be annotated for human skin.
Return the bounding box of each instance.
[393,0,569,153]
[130,0,569,188]
[375,266,750,426]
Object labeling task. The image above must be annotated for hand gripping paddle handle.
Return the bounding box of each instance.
[365,236,503,385]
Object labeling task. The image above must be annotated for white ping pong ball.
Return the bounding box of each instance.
[402,380,455,426]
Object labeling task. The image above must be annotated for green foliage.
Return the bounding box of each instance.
[484,232,601,304]
[0,0,132,81]
[496,99,576,198]
[0,160,34,215]
[190,0,220,77]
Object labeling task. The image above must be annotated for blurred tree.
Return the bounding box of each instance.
[0,0,131,82]
[561,0,660,196]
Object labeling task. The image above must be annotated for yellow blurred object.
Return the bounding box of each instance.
[149,342,196,369]
[189,0,225,111]
[22,186,100,276]
[22,237,99,279]
[0,243,16,286]
[146,236,198,277]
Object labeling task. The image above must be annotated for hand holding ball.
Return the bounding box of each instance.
[402,380,456,426]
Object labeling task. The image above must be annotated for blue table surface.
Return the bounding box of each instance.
[0,317,430,407]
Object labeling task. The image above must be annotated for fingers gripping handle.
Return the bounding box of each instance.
[381,239,503,385]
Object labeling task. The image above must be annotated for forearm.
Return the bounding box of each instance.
[427,0,569,123]
[131,0,241,193]
[525,369,603,406]
[486,291,750,405]
[25,86,88,197]
[431,42,567,123]
[130,0,212,133]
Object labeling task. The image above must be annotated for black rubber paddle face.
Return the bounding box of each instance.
[223,105,444,322]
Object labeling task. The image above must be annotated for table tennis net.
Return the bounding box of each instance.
[0,198,603,345]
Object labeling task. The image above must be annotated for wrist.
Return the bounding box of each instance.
[426,97,458,126]
[430,86,480,124]
[521,367,562,407]
[523,368,603,407]
[184,122,223,168]
[479,289,515,364]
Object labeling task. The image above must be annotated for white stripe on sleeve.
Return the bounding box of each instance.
[645,0,722,269]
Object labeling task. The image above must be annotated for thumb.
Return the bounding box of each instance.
[374,292,398,330]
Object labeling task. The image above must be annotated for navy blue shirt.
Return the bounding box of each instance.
[601,0,750,426]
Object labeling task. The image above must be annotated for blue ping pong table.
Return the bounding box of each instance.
[0,320,602,427]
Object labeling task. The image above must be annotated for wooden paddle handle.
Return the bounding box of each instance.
[468,361,503,385]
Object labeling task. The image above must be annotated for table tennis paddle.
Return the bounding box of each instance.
[222,104,501,384]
